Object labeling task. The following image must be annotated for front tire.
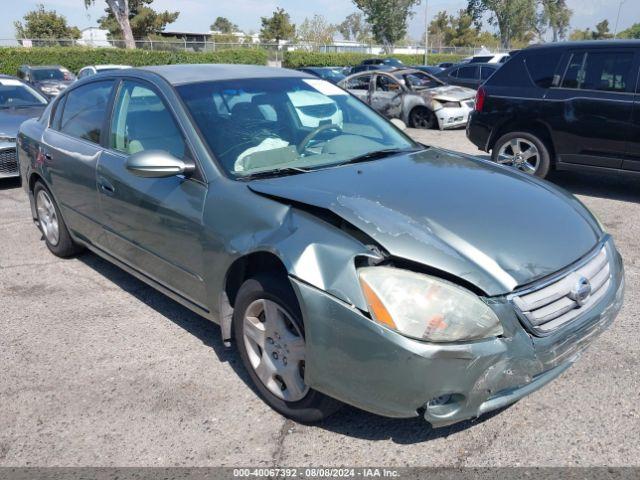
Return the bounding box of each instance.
[492,131,551,178]
[409,107,437,130]
[233,272,342,422]
[34,181,83,258]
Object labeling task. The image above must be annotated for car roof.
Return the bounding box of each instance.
[139,64,312,86]
[526,40,640,50]
[26,65,64,70]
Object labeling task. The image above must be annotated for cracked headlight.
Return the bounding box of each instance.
[358,266,503,342]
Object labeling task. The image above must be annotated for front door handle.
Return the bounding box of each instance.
[97,176,115,195]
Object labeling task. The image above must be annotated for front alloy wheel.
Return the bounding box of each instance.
[233,273,342,422]
[242,298,308,402]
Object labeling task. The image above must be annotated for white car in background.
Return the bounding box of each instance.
[77,65,131,80]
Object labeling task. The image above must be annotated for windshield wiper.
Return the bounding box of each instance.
[239,166,310,180]
[336,148,422,167]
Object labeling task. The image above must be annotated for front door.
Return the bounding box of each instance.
[96,79,208,310]
[545,48,637,169]
[370,73,404,119]
[623,57,640,172]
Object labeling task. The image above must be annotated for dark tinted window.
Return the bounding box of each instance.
[562,51,634,92]
[457,66,479,79]
[59,81,113,143]
[345,74,371,90]
[110,81,186,159]
[480,66,495,80]
[470,56,493,64]
[51,96,66,130]
[525,51,563,88]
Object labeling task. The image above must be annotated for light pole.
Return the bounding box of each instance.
[423,0,429,65]
[614,0,627,38]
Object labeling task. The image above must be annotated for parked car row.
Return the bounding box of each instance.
[0,64,132,179]
[15,63,624,429]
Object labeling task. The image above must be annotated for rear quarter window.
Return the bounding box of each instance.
[483,52,534,88]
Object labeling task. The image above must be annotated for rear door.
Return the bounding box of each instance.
[42,80,115,240]
[370,73,404,119]
[96,79,208,309]
[623,52,640,172]
[545,48,637,169]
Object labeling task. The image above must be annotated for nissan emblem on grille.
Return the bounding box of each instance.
[569,276,592,307]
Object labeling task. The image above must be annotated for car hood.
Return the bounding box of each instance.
[419,85,476,102]
[0,106,46,138]
[248,149,602,296]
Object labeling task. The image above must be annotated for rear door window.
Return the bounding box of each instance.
[59,80,114,144]
[457,66,479,80]
[561,51,634,92]
[480,67,495,80]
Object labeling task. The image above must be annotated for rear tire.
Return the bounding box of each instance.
[233,272,343,423]
[409,107,437,130]
[492,131,551,178]
[33,181,83,258]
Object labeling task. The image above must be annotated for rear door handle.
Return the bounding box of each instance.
[97,176,115,195]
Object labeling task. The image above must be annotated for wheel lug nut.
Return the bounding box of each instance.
[283,357,287,366]
[272,352,278,360]
[267,337,274,344]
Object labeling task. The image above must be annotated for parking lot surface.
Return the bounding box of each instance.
[1,128,639,467]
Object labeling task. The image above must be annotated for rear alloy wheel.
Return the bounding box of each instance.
[492,132,551,178]
[34,181,83,258]
[410,107,437,130]
[233,273,342,422]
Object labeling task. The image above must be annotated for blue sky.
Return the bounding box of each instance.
[3,0,638,40]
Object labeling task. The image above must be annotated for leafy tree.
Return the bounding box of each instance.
[618,23,640,39]
[96,0,179,41]
[592,19,612,39]
[211,17,238,34]
[84,0,136,49]
[353,0,422,52]
[569,28,591,41]
[539,0,571,42]
[467,0,538,49]
[260,7,296,43]
[338,12,372,43]
[14,4,81,40]
[298,15,337,45]
[428,11,452,48]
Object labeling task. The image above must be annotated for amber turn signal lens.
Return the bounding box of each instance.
[360,279,397,330]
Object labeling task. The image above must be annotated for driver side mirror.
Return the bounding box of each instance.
[125,150,195,178]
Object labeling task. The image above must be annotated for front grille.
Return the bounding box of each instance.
[511,246,611,334]
[0,147,18,176]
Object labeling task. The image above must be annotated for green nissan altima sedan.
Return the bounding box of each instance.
[17,65,624,427]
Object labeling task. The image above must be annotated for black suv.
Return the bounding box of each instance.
[467,41,640,178]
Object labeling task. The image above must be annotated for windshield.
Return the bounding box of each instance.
[0,79,48,108]
[401,71,444,89]
[32,68,74,82]
[317,69,346,82]
[177,77,417,178]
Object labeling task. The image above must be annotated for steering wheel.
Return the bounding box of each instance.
[297,124,342,154]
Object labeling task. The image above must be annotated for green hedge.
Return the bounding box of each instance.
[0,47,268,75]
[283,51,465,69]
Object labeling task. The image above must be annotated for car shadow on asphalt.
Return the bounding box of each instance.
[79,251,504,444]
[547,170,640,203]
[0,178,21,190]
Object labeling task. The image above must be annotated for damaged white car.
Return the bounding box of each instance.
[339,68,477,130]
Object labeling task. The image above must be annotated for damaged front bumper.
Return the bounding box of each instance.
[291,244,624,428]
[436,103,474,130]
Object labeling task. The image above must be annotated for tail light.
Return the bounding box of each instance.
[475,86,486,112]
